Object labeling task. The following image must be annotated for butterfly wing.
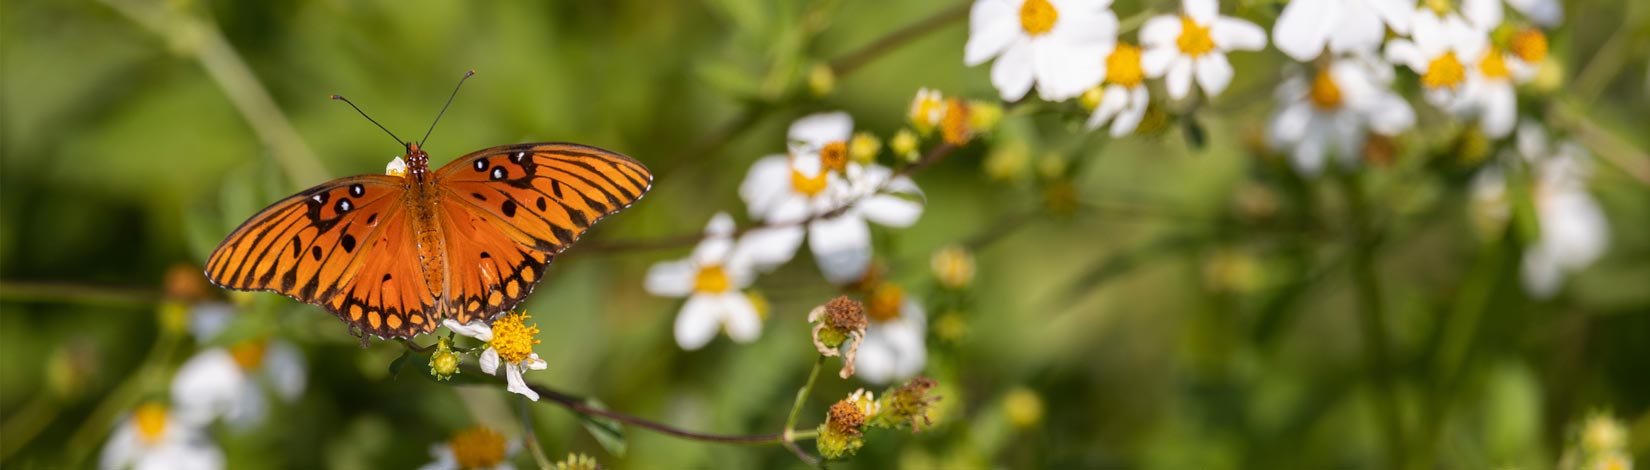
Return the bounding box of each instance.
[204,175,440,338]
[433,143,652,324]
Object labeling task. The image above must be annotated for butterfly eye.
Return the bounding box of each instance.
[491,167,508,181]
[473,159,489,172]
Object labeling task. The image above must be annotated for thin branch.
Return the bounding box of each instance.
[827,2,971,76]
[518,396,555,470]
[0,280,161,306]
[780,356,827,467]
[1547,100,1650,186]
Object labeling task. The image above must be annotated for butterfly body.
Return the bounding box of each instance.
[206,142,651,339]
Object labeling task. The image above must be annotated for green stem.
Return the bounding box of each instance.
[62,327,181,468]
[518,396,555,470]
[0,396,59,462]
[0,281,160,306]
[781,356,827,467]
[1339,176,1406,468]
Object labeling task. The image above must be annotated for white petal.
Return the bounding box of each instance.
[1034,39,1106,100]
[1291,119,1330,177]
[261,341,307,402]
[443,319,493,341]
[99,418,140,470]
[1087,84,1130,130]
[1327,1,1386,55]
[1507,0,1561,27]
[1516,120,1549,160]
[673,295,722,350]
[732,225,804,272]
[1479,83,1517,138]
[704,212,735,237]
[1366,92,1416,135]
[1446,15,1488,60]
[1520,247,1563,299]
[1140,46,1179,77]
[991,41,1037,101]
[1330,113,1367,169]
[718,293,763,343]
[859,194,924,227]
[853,336,898,385]
[809,215,873,285]
[1461,0,1502,30]
[1268,101,1312,147]
[1140,15,1184,48]
[965,0,1022,65]
[503,363,540,401]
[739,156,793,218]
[1540,188,1609,267]
[187,302,236,343]
[1213,17,1267,51]
[1166,57,1195,99]
[690,234,734,266]
[1383,40,1428,73]
[1195,53,1235,96]
[1371,0,1414,34]
[522,353,549,370]
[1051,6,1119,47]
[1112,86,1151,136]
[1184,0,1218,23]
[170,349,247,426]
[644,259,697,297]
[788,112,854,149]
[1272,0,1332,61]
[480,348,501,375]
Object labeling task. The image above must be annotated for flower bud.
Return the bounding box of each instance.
[890,129,921,163]
[930,245,976,290]
[554,453,600,470]
[967,100,1004,135]
[428,337,459,381]
[875,376,942,431]
[807,63,836,97]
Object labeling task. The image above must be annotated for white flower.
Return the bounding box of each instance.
[418,427,520,470]
[1456,47,1521,138]
[909,88,946,133]
[1472,122,1610,298]
[1085,43,1152,137]
[854,287,928,385]
[170,339,306,428]
[1384,7,1488,108]
[385,156,408,177]
[740,113,926,284]
[444,314,548,401]
[186,302,235,342]
[1141,0,1267,100]
[1272,0,1415,61]
[645,213,772,350]
[1461,0,1562,30]
[965,0,1119,101]
[99,403,224,470]
[1267,57,1415,176]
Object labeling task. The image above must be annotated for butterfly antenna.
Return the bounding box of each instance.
[420,69,475,146]
[330,94,406,148]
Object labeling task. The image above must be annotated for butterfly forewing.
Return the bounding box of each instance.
[205,175,440,338]
[433,143,652,324]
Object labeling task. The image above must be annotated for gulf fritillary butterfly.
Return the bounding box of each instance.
[204,72,651,339]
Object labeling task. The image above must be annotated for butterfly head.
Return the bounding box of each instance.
[405,142,431,180]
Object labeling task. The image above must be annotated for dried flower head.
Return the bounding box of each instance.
[817,398,868,460]
[875,376,942,432]
[808,296,869,379]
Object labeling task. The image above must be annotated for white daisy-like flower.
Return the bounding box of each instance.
[1461,0,1562,30]
[1472,122,1610,298]
[99,402,224,470]
[1084,43,1151,137]
[854,284,928,385]
[1384,6,1489,107]
[170,338,306,428]
[1268,57,1415,176]
[909,88,946,133]
[739,113,926,284]
[645,212,775,350]
[418,426,520,470]
[1457,46,1521,138]
[1141,0,1267,100]
[443,313,548,401]
[1272,0,1415,61]
[964,0,1119,101]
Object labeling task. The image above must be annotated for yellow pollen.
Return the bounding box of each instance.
[1421,52,1466,89]
[1479,48,1510,80]
[820,142,848,173]
[790,167,828,196]
[133,402,168,446]
[1510,29,1548,63]
[385,157,407,178]
[1105,43,1145,87]
[448,426,507,469]
[693,265,731,293]
[1309,69,1344,109]
[229,338,268,370]
[489,312,541,364]
[1176,16,1216,57]
[866,283,904,323]
[1019,0,1058,36]
[941,98,972,146]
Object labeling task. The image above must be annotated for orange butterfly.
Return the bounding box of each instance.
[205,72,651,339]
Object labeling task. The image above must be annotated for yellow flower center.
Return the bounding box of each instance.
[1309,69,1344,109]
[1421,52,1466,89]
[1479,48,1510,80]
[1105,43,1145,87]
[489,312,541,364]
[790,167,828,196]
[820,141,848,173]
[693,265,731,293]
[866,283,904,323]
[909,90,944,131]
[930,245,976,289]
[229,338,268,370]
[1510,28,1548,63]
[1019,0,1058,36]
[1176,16,1216,57]
[448,426,507,469]
[1425,0,1451,15]
[385,157,407,178]
[941,99,972,146]
[133,402,169,446]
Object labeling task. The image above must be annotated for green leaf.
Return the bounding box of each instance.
[577,399,627,457]
[1181,116,1207,150]
[387,350,413,379]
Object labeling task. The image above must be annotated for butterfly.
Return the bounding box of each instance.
[204,73,651,339]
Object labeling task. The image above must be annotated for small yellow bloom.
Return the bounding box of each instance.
[890,128,921,163]
[489,312,541,364]
[448,426,507,470]
[930,245,976,290]
[1003,387,1044,429]
[849,132,881,164]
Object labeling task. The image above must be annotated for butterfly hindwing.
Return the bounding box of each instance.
[205,175,439,338]
[433,143,652,323]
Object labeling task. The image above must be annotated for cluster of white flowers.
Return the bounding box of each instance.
[645,112,931,384]
[1473,122,1609,298]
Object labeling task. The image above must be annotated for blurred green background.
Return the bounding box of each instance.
[3,0,1650,468]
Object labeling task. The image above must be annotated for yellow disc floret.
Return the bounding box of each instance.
[1422,52,1466,89]
[133,402,169,446]
[229,338,269,370]
[1479,48,1511,80]
[820,141,848,173]
[866,283,905,322]
[448,426,507,469]
[1176,17,1216,57]
[1105,43,1145,87]
[693,265,731,293]
[1309,69,1344,109]
[1019,0,1058,36]
[489,312,541,364]
[790,167,829,196]
[1510,28,1548,63]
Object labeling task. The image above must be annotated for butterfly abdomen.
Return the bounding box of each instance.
[407,179,449,301]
